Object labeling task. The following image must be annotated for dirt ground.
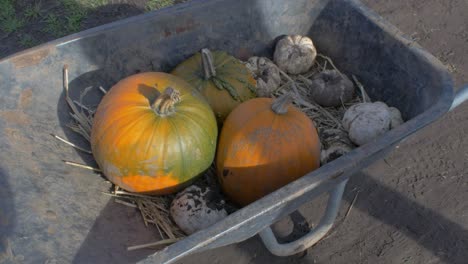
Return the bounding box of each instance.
[1,0,467,264]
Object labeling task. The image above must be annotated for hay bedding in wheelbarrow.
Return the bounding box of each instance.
[55,44,377,251]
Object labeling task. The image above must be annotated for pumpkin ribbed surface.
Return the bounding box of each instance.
[171,49,256,123]
[91,72,217,194]
[216,97,321,205]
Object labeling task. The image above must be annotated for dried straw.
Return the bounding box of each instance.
[51,133,92,154]
[62,160,101,172]
[273,54,368,139]
[127,238,182,251]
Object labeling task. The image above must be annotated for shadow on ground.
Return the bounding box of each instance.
[213,172,468,264]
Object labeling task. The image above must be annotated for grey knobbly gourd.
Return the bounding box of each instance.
[245,56,281,97]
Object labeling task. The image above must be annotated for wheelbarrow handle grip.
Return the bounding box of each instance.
[450,85,468,111]
[258,179,348,256]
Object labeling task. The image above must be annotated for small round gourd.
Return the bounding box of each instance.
[389,106,404,128]
[321,143,353,164]
[216,93,321,205]
[91,72,218,194]
[170,185,227,235]
[171,49,257,123]
[245,56,281,97]
[274,35,317,75]
[320,128,353,149]
[319,128,353,164]
[309,70,354,107]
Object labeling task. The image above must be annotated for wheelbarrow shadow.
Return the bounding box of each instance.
[52,3,168,262]
[71,200,163,264]
[338,171,468,263]
[56,69,166,263]
[223,171,468,264]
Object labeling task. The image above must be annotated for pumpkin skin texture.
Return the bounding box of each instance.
[216,95,321,206]
[171,49,257,123]
[91,72,218,195]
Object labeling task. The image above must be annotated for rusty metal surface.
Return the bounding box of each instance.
[0,0,454,263]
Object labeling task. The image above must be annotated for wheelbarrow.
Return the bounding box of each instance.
[1,0,467,263]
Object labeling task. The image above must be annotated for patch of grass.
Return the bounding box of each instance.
[62,0,82,11]
[0,0,15,20]
[42,0,89,38]
[44,14,64,37]
[0,0,24,33]
[24,2,42,20]
[19,34,38,48]
[62,0,88,34]
[66,13,85,33]
[146,0,175,11]
[1,16,25,33]
[81,0,109,9]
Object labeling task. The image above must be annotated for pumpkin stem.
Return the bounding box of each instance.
[271,92,294,114]
[152,87,181,116]
[201,48,216,79]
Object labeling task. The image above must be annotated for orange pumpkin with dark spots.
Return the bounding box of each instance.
[216,93,321,205]
[91,72,218,194]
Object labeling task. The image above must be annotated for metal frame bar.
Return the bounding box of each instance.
[450,86,468,111]
[259,179,348,256]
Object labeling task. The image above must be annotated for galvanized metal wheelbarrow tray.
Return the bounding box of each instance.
[1,0,467,263]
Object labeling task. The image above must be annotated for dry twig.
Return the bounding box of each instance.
[62,160,101,172]
[51,134,92,154]
[352,75,370,103]
[127,238,182,251]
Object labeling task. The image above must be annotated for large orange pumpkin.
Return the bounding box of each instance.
[216,93,321,205]
[91,72,218,195]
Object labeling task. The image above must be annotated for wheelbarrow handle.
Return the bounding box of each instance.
[259,179,348,256]
[450,85,468,111]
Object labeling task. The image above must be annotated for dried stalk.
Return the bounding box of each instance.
[127,238,182,251]
[137,199,149,227]
[352,75,370,103]
[317,53,344,76]
[115,199,138,208]
[51,134,92,154]
[63,160,101,172]
[277,70,343,129]
[99,86,107,94]
[73,100,94,113]
[344,191,360,220]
